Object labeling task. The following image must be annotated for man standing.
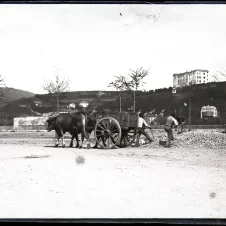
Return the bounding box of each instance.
[164,113,179,147]
[176,116,186,134]
[135,111,154,147]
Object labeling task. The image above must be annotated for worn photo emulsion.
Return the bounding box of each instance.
[0,3,226,221]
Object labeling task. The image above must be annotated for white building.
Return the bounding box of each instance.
[173,69,209,87]
[200,105,218,118]
[79,101,89,108]
[14,116,48,130]
[67,103,76,109]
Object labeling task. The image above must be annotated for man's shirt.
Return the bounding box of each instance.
[172,117,179,126]
[138,117,149,128]
[165,116,179,127]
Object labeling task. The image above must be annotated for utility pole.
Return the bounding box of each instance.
[119,95,122,113]
[133,91,136,113]
[188,92,192,131]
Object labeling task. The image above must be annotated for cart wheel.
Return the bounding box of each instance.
[117,128,137,148]
[94,117,122,149]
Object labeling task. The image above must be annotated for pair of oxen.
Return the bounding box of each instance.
[46,109,99,149]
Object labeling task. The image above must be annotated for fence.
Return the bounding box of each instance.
[0,126,14,132]
[0,125,47,132]
[16,125,47,131]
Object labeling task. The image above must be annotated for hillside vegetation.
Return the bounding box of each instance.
[96,82,226,125]
[0,87,35,104]
[1,82,226,125]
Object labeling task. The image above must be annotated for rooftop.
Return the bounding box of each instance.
[173,69,209,76]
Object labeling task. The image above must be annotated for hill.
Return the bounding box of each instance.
[96,82,226,125]
[0,87,35,105]
[1,82,226,126]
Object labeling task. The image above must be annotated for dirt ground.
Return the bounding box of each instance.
[0,131,226,218]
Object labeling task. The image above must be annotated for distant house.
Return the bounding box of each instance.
[67,103,76,109]
[172,87,176,94]
[18,104,27,108]
[79,101,89,108]
[33,100,43,107]
[59,108,70,113]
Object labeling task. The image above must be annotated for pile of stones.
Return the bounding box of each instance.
[141,129,226,149]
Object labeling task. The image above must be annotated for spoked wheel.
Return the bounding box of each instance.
[94,117,122,149]
[117,128,137,148]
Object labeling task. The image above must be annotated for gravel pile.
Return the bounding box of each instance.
[141,129,226,149]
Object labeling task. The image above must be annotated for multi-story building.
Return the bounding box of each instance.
[173,69,209,87]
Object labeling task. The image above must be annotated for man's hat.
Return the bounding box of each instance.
[139,111,145,117]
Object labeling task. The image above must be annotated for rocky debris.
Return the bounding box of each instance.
[140,129,226,149]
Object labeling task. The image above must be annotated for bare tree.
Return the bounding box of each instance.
[125,67,149,113]
[0,74,7,108]
[108,75,128,113]
[42,68,70,113]
[211,69,226,82]
[109,68,149,113]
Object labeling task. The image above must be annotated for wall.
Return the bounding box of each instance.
[14,116,48,130]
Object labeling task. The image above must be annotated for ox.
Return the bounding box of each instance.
[70,109,105,148]
[46,111,90,149]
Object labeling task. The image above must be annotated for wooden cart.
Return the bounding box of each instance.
[93,112,139,149]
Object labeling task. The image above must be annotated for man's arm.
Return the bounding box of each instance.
[143,118,152,129]
[172,117,179,126]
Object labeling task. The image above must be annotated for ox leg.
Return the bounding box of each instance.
[74,131,80,148]
[69,135,74,147]
[57,129,65,148]
[82,130,90,149]
[62,135,65,148]
[79,133,84,149]
[55,133,60,147]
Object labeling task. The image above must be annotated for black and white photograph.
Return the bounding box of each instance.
[0,2,226,221]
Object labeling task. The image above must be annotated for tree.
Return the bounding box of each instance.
[109,67,149,112]
[42,68,70,113]
[0,74,6,108]
[212,69,226,82]
[108,75,128,112]
[109,68,149,113]
[125,67,149,113]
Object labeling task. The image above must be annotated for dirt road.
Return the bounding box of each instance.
[0,138,225,218]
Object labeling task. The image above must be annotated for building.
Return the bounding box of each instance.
[14,116,48,130]
[79,101,89,108]
[33,101,43,107]
[200,105,218,118]
[173,69,209,87]
[67,103,76,109]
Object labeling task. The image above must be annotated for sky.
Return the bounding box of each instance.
[0,4,226,94]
